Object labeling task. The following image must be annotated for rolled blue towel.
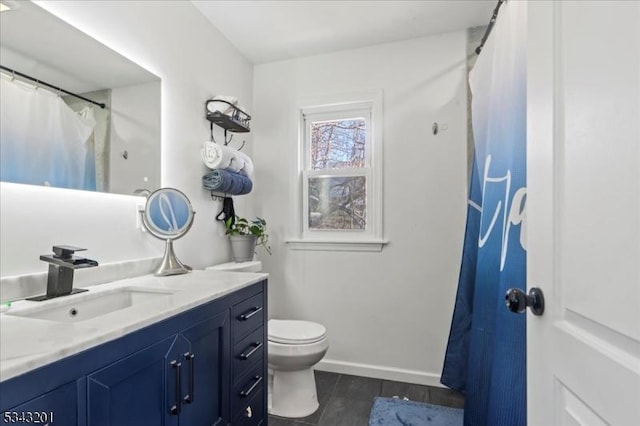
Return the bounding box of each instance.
[202,169,253,195]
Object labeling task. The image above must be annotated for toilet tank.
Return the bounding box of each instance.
[206,261,262,273]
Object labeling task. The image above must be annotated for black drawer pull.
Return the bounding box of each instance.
[184,352,195,404]
[169,360,182,415]
[238,306,262,321]
[239,342,263,360]
[239,375,263,398]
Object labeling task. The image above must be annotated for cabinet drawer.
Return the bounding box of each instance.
[233,326,265,381]
[232,358,265,415]
[232,388,264,426]
[232,292,264,341]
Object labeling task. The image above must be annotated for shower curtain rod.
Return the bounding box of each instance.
[475,0,506,55]
[0,64,106,109]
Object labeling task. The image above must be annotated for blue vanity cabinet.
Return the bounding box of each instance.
[1,380,78,425]
[230,288,268,425]
[86,335,181,426]
[0,279,267,426]
[177,310,230,426]
[86,310,230,426]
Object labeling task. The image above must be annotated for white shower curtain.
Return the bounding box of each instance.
[67,91,110,192]
[0,74,96,189]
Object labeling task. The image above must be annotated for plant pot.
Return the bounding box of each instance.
[229,235,257,262]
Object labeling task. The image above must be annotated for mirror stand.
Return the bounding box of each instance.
[140,188,195,276]
[156,239,192,276]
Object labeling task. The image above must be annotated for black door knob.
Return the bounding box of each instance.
[505,287,545,316]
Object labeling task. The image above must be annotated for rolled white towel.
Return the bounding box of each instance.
[201,141,254,178]
[201,141,234,170]
[232,149,254,178]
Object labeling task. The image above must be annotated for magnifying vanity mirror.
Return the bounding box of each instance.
[141,188,195,276]
[0,0,160,195]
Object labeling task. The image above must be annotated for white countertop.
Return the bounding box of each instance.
[0,270,267,382]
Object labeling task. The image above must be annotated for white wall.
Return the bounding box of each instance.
[0,1,253,289]
[253,33,468,385]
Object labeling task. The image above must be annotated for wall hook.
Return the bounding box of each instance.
[210,121,216,143]
[224,131,234,146]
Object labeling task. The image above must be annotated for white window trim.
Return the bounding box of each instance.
[286,90,387,252]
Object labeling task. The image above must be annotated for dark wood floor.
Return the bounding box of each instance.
[267,371,465,426]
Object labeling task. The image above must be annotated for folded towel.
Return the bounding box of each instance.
[202,169,253,195]
[201,141,254,178]
[206,95,238,116]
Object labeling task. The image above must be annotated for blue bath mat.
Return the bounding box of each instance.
[369,397,463,426]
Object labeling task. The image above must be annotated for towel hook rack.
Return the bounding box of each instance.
[224,132,233,146]
[219,129,245,151]
[210,191,230,202]
[209,122,216,143]
[205,97,251,151]
[208,116,246,151]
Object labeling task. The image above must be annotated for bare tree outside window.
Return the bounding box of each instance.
[310,119,365,169]
[307,118,367,230]
[308,176,366,229]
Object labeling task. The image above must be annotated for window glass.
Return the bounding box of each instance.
[310,118,366,170]
[307,176,367,230]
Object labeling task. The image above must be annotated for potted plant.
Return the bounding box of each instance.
[224,215,271,262]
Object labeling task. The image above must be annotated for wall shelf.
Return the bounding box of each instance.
[206,99,251,133]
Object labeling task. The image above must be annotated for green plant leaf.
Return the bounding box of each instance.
[224,215,271,254]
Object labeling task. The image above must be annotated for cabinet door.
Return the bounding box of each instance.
[179,310,230,426]
[3,381,78,426]
[87,336,180,426]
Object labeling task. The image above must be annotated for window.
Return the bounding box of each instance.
[290,92,385,251]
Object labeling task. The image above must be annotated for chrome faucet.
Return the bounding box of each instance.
[27,245,99,301]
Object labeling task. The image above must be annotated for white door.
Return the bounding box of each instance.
[527,1,640,425]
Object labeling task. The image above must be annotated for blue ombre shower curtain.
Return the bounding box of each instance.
[441,2,527,425]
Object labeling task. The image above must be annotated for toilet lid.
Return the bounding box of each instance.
[268,319,327,344]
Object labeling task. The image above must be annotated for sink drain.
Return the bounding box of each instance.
[69,308,78,317]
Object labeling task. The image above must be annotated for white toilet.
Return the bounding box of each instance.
[268,319,329,418]
[207,261,329,418]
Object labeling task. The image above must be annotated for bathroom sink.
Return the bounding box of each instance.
[7,287,175,323]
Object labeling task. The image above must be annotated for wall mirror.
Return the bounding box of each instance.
[0,0,161,195]
[141,188,195,276]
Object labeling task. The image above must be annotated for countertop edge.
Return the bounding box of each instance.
[0,270,268,382]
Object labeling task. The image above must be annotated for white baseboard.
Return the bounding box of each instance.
[315,358,445,388]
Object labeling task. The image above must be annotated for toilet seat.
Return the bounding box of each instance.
[268,319,326,345]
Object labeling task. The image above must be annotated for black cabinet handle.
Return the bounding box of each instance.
[183,352,195,404]
[169,360,182,415]
[238,306,262,321]
[239,375,262,398]
[239,342,263,360]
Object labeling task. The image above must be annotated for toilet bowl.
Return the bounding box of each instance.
[268,319,329,418]
[207,261,329,418]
